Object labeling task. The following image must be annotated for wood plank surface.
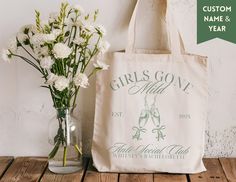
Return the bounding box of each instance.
[154,174,187,182]
[1,157,236,182]
[0,157,14,179]
[83,157,118,182]
[83,171,118,182]
[40,168,84,182]
[0,157,47,182]
[190,158,228,182]
[119,174,153,182]
[219,158,236,182]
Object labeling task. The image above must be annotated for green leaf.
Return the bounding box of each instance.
[69,42,73,47]
[57,2,69,26]
[24,28,29,34]
[17,42,21,47]
[41,85,49,89]
[35,10,41,32]
[57,109,66,118]
[54,95,62,100]
[57,34,64,42]
[94,9,99,22]
[65,31,70,37]
[54,126,63,144]
[23,39,30,45]
[85,14,89,20]
[44,24,51,33]
[54,134,59,144]
[48,140,60,159]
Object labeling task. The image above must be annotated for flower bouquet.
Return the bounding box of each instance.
[1,2,109,173]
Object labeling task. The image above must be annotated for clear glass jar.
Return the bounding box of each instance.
[48,107,82,174]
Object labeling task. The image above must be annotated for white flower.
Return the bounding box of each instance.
[72,20,83,27]
[73,73,89,88]
[31,33,56,45]
[46,73,58,85]
[53,43,72,59]
[40,56,54,69]
[67,72,73,80]
[73,34,85,45]
[17,33,28,43]
[54,76,70,91]
[40,46,49,56]
[1,49,12,63]
[52,29,61,37]
[71,4,85,14]
[93,60,109,70]
[65,19,83,29]
[34,46,49,58]
[42,33,55,42]
[7,37,18,53]
[64,18,72,27]
[96,25,106,36]
[97,40,110,53]
[74,20,83,27]
[82,22,95,33]
[30,34,43,45]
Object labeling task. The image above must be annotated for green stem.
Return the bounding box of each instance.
[63,146,67,167]
[74,34,93,76]
[61,59,65,75]
[67,27,73,46]
[71,46,77,76]
[49,86,56,107]
[12,54,43,74]
[82,36,101,72]
[74,144,82,155]
[48,140,61,159]
[71,87,80,113]
[26,34,34,50]
[73,26,77,39]
[88,68,98,78]
[20,44,40,64]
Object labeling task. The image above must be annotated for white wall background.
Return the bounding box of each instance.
[0,0,235,157]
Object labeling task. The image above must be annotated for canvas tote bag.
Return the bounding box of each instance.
[92,0,208,173]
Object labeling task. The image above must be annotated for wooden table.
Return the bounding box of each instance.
[0,157,235,182]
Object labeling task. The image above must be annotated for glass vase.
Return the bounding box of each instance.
[48,107,82,174]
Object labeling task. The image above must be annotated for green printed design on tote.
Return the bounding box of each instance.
[110,70,193,95]
[132,127,147,140]
[108,143,191,160]
[152,125,166,141]
[132,95,166,141]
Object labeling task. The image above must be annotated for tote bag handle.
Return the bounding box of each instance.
[125,0,186,56]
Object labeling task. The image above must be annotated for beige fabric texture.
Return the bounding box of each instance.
[92,0,208,173]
